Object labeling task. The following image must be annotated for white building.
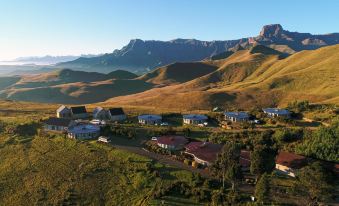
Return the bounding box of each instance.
[108,108,127,121]
[93,107,110,120]
[56,105,72,118]
[67,124,100,140]
[70,106,89,119]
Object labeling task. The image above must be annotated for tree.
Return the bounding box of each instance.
[211,142,243,191]
[296,122,339,162]
[251,132,277,179]
[295,162,334,204]
[250,144,277,179]
[255,173,270,204]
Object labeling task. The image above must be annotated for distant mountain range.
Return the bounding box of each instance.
[2,54,99,66]
[57,24,339,74]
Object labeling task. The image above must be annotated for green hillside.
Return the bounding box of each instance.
[0,134,199,205]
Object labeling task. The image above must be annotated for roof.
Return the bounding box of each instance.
[263,108,290,115]
[240,150,251,168]
[43,117,73,127]
[276,151,308,169]
[57,105,70,113]
[157,135,188,147]
[224,112,249,119]
[185,142,222,163]
[68,124,100,134]
[109,108,125,116]
[138,114,162,121]
[93,107,104,115]
[71,106,87,114]
[183,114,208,121]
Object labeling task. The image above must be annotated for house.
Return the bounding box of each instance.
[138,114,162,125]
[93,107,110,120]
[156,135,188,151]
[263,108,290,118]
[183,114,208,125]
[71,106,89,119]
[275,151,309,177]
[108,108,126,121]
[184,142,223,166]
[185,142,252,168]
[67,124,100,140]
[43,117,75,132]
[224,112,250,122]
[56,105,72,118]
[98,136,111,143]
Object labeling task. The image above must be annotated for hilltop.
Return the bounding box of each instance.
[138,62,218,85]
[57,24,339,74]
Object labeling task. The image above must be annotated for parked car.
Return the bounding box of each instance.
[90,119,106,125]
[160,122,169,126]
[151,137,158,141]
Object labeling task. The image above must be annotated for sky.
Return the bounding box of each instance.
[0,0,338,60]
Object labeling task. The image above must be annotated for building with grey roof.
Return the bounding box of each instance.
[183,114,208,125]
[224,111,250,122]
[67,124,100,140]
[138,114,162,125]
[263,108,290,118]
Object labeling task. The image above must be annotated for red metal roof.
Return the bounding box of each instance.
[185,142,223,164]
[276,151,308,169]
[156,136,188,147]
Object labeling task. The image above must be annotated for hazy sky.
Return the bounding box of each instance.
[0,0,338,60]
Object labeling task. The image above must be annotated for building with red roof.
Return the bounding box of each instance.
[184,142,223,166]
[156,135,188,151]
[275,151,309,177]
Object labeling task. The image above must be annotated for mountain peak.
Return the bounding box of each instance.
[259,24,284,38]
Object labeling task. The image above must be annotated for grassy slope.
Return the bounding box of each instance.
[2,79,154,104]
[0,76,21,90]
[0,69,150,104]
[137,62,218,85]
[105,45,339,110]
[0,101,205,205]
[0,135,198,205]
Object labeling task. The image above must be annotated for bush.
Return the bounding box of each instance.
[13,121,41,136]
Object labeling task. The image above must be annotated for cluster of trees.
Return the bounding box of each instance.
[288,100,311,113]
[0,120,41,137]
[100,125,136,138]
[294,161,336,205]
[273,128,303,145]
[296,122,339,162]
[152,175,214,203]
[210,131,278,204]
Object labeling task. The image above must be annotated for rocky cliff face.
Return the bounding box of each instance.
[254,24,339,50]
[57,24,339,73]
